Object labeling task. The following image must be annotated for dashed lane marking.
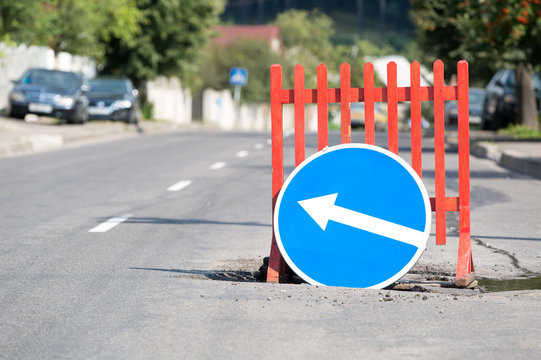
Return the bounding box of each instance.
[254,143,264,150]
[89,216,130,233]
[167,180,192,192]
[236,150,249,158]
[210,161,227,170]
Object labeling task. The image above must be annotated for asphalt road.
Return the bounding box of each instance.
[1,130,540,359]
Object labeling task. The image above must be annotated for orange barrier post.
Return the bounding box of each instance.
[267,60,474,287]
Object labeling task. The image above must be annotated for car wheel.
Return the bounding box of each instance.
[10,112,25,120]
[480,114,491,130]
[6,107,25,119]
[490,113,502,131]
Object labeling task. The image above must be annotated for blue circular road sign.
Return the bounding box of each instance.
[274,144,431,288]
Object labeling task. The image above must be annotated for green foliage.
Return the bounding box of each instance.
[1,0,141,62]
[141,101,154,120]
[103,0,224,89]
[276,9,334,58]
[275,9,392,89]
[0,0,40,44]
[410,1,465,64]
[481,0,541,65]
[199,9,400,103]
[1,0,224,92]
[410,0,541,81]
[499,124,541,139]
[274,9,335,87]
[410,0,498,85]
[411,0,541,129]
[199,38,284,103]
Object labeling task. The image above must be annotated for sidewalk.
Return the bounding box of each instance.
[447,129,541,179]
[0,116,208,157]
[2,117,541,180]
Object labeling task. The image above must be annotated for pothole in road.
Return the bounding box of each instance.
[161,258,266,283]
[164,257,480,295]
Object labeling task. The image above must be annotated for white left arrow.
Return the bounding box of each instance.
[298,193,425,248]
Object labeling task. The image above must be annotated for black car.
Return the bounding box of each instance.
[8,68,88,124]
[481,68,541,130]
[444,87,485,126]
[85,77,140,124]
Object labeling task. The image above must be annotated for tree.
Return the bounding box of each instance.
[274,9,391,89]
[1,0,141,62]
[199,38,284,103]
[478,0,541,130]
[275,9,335,87]
[102,0,225,90]
[0,0,41,44]
[276,8,335,61]
[198,9,393,102]
[411,0,541,131]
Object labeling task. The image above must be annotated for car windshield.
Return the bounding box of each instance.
[87,79,128,95]
[21,69,81,90]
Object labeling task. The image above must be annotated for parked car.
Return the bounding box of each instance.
[481,68,541,130]
[8,68,88,123]
[444,87,486,125]
[342,102,387,130]
[85,77,140,124]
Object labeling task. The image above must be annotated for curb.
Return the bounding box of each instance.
[0,118,199,158]
[0,127,139,157]
[499,148,541,179]
[465,140,541,179]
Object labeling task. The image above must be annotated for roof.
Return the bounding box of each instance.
[211,25,283,53]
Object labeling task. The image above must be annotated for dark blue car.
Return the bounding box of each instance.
[8,68,88,124]
[85,77,140,124]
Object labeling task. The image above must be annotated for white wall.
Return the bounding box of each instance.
[0,42,96,112]
[201,88,318,132]
[146,76,192,124]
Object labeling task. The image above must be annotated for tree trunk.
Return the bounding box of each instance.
[516,62,539,131]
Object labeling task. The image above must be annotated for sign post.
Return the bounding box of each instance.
[229,67,248,125]
[273,144,432,289]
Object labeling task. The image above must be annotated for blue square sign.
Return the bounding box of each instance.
[229,67,248,86]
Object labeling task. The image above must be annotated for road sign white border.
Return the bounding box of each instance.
[274,143,432,289]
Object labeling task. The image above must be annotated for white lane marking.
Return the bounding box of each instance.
[89,216,130,233]
[254,143,264,150]
[167,180,192,192]
[236,150,249,158]
[298,193,425,248]
[210,161,226,170]
[266,139,272,145]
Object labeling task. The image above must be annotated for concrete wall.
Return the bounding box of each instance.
[146,76,192,124]
[0,43,96,112]
[201,88,318,132]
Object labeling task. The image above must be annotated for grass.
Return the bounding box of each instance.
[499,124,541,139]
[328,122,341,131]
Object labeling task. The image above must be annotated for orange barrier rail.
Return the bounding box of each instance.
[267,60,474,287]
